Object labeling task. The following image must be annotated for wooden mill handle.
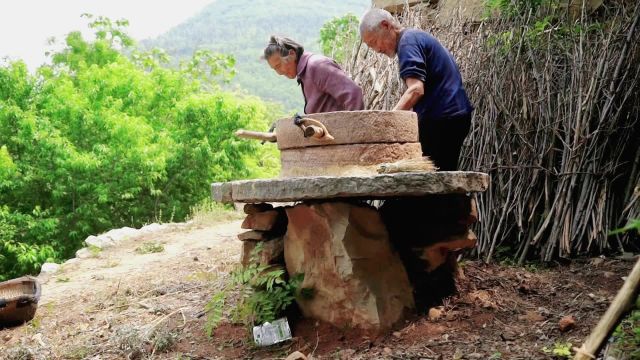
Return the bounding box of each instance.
[234,129,277,143]
[298,117,335,141]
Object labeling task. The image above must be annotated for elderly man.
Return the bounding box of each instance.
[359,9,473,171]
[263,35,364,114]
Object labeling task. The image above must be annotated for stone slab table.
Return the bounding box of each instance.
[211,171,489,332]
[211,171,489,204]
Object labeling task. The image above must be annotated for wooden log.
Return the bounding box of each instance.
[573,256,640,360]
[235,129,277,143]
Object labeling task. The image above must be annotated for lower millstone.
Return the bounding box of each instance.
[283,201,415,332]
[280,142,423,177]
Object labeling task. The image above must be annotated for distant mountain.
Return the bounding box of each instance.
[143,0,370,111]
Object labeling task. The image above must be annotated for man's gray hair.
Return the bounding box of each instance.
[263,35,304,60]
[359,8,399,36]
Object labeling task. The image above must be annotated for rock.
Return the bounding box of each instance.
[240,241,257,267]
[419,229,477,272]
[139,223,168,233]
[280,143,423,177]
[85,235,115,249]
[212,172,490,204]
[244,203,274,215]
[64,258,79,265]
[75,247,93,259]
[211,182,233,204]
[428,307,443,321]
[284,202,414,332]
[259,237,285,265]
[603,271,616,278]
[468,196,478,224]
[241,210,283,231]
[559,315,576,332]
[275,110,418,150]
[39,262,60,275]
[238,230,271,241]
[102,227,137,243]
[240,238,284,266]
[285,351,308,360]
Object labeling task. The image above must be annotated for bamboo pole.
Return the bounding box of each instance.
[573,256,640,360]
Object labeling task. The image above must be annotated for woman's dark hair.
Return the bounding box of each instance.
[263,35,304,60]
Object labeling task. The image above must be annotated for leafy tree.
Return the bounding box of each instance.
[142,0,370,111]
[319,13,360,64]
[0,16,279,280]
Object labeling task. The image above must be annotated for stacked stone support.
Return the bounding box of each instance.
[238,204,287,267]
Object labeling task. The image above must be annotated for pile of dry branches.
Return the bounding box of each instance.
[347,2,640,262]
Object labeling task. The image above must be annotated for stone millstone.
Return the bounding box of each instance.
[280,143,423,177]
[275,110,418,150]
[284,202,414,332]
[211,172,490,204]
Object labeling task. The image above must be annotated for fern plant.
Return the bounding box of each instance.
[204,244,305,336]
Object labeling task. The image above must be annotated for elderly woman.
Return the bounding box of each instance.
[263,35,364,114]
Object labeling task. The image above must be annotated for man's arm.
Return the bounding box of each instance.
[393,77,424,111]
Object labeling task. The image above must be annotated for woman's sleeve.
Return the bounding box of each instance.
[313,61,364,111]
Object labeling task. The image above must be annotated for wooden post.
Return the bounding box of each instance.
[573,256,640,359]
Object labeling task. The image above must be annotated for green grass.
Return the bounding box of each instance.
[135,242,165,254]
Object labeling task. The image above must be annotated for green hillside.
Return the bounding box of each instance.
[142,0,370,111]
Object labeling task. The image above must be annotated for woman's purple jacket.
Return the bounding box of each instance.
[296,52,364,114]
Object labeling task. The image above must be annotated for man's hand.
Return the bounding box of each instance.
[393,77,424,111]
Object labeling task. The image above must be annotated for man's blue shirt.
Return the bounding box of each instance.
[397,29,473,121]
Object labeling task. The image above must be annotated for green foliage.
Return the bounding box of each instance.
[142,0,370,111]
[609,219,640,235]
[204,244,304,336]
[611,300,640,359]
[319,14,360,64]
[134,242,165,254]
[541,342,573,358]
[0,16,279,280]
[485,0,549,19]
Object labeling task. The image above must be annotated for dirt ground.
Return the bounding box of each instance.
[0,216,636,360]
